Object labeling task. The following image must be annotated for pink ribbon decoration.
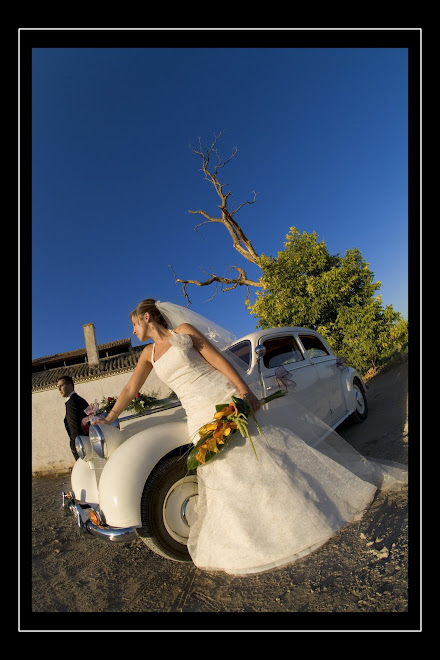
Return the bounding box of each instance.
[275,366,297,391]
[81,401,104,432]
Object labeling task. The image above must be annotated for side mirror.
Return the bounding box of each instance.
[255,345,266,360]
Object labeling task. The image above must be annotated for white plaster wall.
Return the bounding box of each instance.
[31,368,171,475]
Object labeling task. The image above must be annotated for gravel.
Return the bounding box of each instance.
[22,361,420,631]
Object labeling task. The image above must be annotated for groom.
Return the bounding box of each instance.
[57,376,90,460]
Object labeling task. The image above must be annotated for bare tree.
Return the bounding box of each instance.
[172,131,262,304]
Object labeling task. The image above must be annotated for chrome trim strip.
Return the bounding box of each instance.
[118,399,182,422]
[62,490,137,543]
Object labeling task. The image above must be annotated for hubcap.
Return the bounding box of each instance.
[163,476,198,544]
[355,386,365,414]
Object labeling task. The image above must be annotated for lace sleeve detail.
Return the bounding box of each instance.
[169,331,193,352]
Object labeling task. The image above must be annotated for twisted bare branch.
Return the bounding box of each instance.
[170,264,259,305]
[175,132,262,301]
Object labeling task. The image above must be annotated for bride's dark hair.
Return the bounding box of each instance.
[130,298,168,328]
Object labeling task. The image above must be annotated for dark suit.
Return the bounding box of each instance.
[64,392,90,460]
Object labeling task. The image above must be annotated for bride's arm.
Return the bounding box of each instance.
[92,345,154,424]
[175,323,260,411]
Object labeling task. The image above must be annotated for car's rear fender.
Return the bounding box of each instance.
[342,367,368,412]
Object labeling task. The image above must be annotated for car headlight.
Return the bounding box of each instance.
[75,435,93,462]
[88,422,124,459]
[89,424,107,458]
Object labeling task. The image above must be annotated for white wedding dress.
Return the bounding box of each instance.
[151,330,408,575]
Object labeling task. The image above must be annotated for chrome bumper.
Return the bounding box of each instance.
[62,490,137,543]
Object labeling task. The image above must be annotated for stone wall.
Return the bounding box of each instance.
[31,368,170,475]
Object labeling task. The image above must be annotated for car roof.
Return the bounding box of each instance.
[232,327,321,345]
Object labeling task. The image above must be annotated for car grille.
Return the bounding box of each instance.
[90,451,107,486]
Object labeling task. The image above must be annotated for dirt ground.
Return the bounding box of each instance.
[23,360,420,632]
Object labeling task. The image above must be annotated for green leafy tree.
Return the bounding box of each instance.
[248,227,380,327]
[247,227,407,374]
[332,300,408,374]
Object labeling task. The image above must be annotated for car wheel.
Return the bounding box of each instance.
[137,452,198,562]
[350,377,368,424]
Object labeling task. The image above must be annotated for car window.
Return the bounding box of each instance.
[262,336,304,369]
[298,334,329,359]
[228,340,251,367]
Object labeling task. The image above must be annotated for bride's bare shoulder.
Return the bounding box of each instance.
[139,343,153,362]
[174,323,198,335]
[173,324,201,349]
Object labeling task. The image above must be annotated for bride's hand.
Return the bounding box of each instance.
[241,390,260,412]
[91,416,111,425]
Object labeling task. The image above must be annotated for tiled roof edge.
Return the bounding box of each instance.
[32,365,138,393]
[32,350,144,392]
[32,338,133,364]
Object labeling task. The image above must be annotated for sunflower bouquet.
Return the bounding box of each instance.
[186,389,287,470]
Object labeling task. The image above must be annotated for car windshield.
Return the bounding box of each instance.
[228,340,251,366]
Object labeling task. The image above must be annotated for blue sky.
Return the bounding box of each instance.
[29,39,414,360]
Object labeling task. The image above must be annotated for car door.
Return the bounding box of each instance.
[257,333,328,421]
[296,332,346,425]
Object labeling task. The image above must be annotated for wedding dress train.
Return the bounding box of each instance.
[151,330,408,575]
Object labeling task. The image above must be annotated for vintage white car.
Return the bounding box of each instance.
[62,327,368,562]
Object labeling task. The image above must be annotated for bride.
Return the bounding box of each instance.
[93,298,408,575]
